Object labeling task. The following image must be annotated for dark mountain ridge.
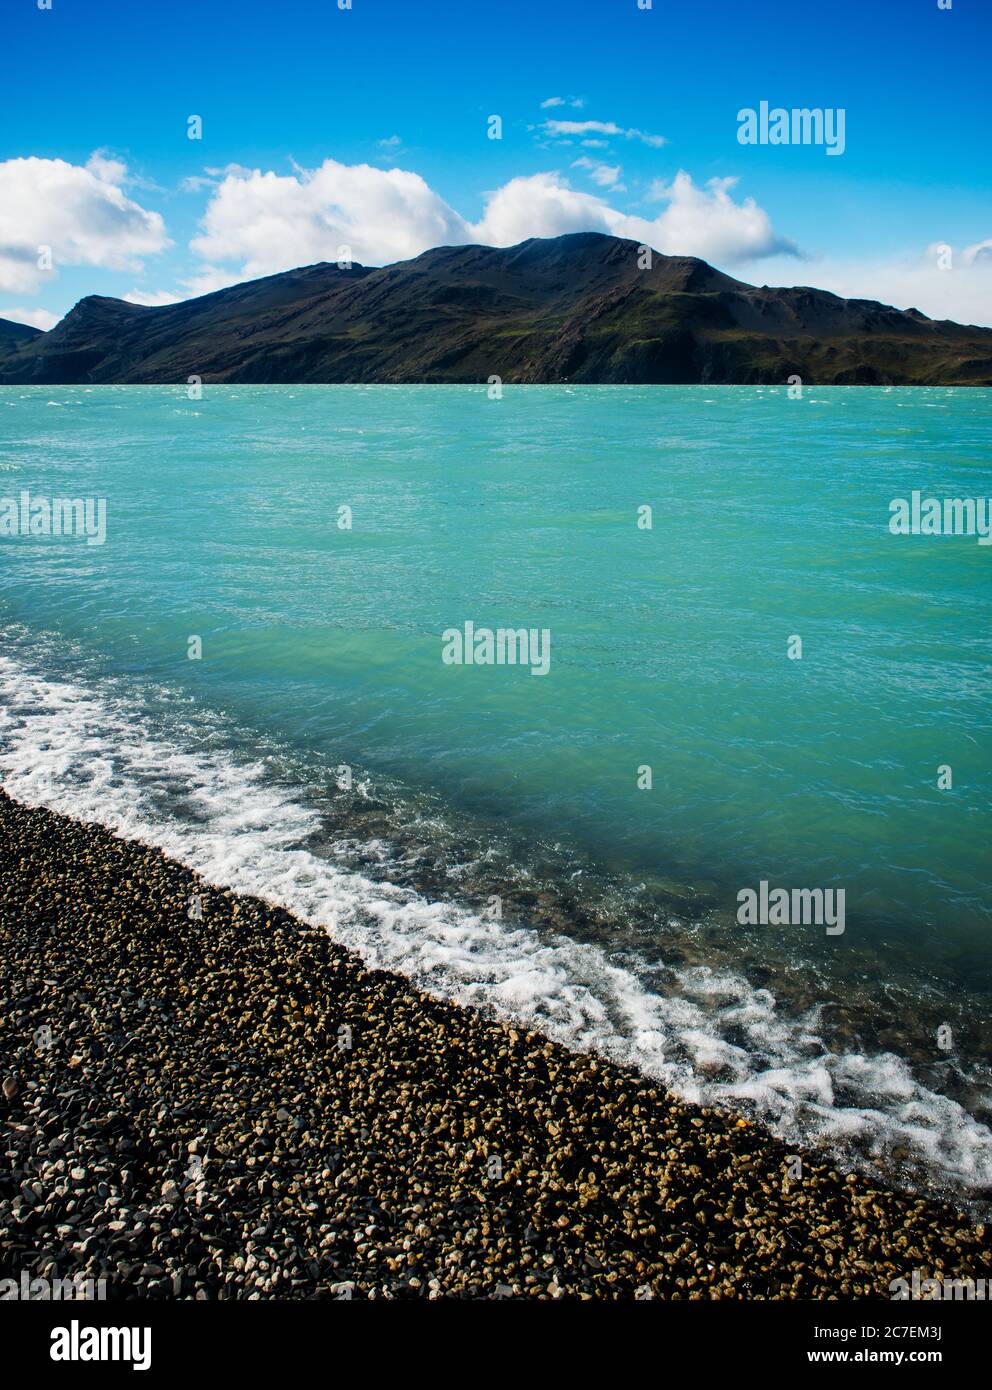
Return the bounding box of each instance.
[0,317,42,346]
[1,232,989,385]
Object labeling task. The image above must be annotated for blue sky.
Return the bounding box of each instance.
[2,0,991,326]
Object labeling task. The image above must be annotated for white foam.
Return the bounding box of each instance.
[1,650,990,1195]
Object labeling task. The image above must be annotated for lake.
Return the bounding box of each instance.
[1,383,990,1195]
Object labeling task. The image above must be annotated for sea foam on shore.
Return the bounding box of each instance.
[1,648,991,1198]
[1,790,989,1300]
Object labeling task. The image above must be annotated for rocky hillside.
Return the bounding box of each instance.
[1,233,990,385]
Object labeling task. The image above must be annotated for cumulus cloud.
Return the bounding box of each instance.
[190,160,468,277]
[540,96,584,110]
[635,172,798,262]
[0,154,169,294]
[188,159,791,283]
[474,170,794,263]
[0,304,58,330]
[85,150,128,186]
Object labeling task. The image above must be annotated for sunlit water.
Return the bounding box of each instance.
[1,384,990,1197]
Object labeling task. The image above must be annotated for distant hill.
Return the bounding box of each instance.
[0,317,43,347]
[1,233,990,385]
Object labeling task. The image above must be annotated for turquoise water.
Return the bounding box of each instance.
[1,384,990,1193]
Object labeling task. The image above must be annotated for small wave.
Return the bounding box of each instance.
[0,649,990,1197]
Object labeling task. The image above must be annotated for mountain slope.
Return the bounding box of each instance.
[0,317,43,347]
[2,233,990,386]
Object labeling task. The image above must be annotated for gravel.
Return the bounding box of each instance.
[1,789,988,1300]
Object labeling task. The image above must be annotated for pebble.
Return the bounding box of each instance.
[1,790,989,1300]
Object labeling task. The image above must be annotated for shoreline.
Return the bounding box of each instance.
[1,788,988,1300]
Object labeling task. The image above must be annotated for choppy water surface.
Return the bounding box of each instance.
[1,384,990,1197]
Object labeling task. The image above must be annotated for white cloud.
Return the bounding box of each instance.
[745,243,992,328]
[86,150,129,186]
[633,172,796,263]
[471,173,602,244]
[188,159,790,283]
[0,305,58,330]
[179,174,218,194]
[180,266,243,297]
[540,119,666,148]
[124,288,182,306]
[472,171,794,264]
[962,238,992,268]
[190,160,468,277]
[124,265,242,305]
[0,155,169,294]
[572,157,624,190]
[540,96,584,110]
[377,135,402,149]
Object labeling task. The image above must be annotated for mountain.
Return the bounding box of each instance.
[0,317,43,346]
[1,233,990,386]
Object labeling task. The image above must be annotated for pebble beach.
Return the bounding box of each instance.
[1,789,989,1301]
